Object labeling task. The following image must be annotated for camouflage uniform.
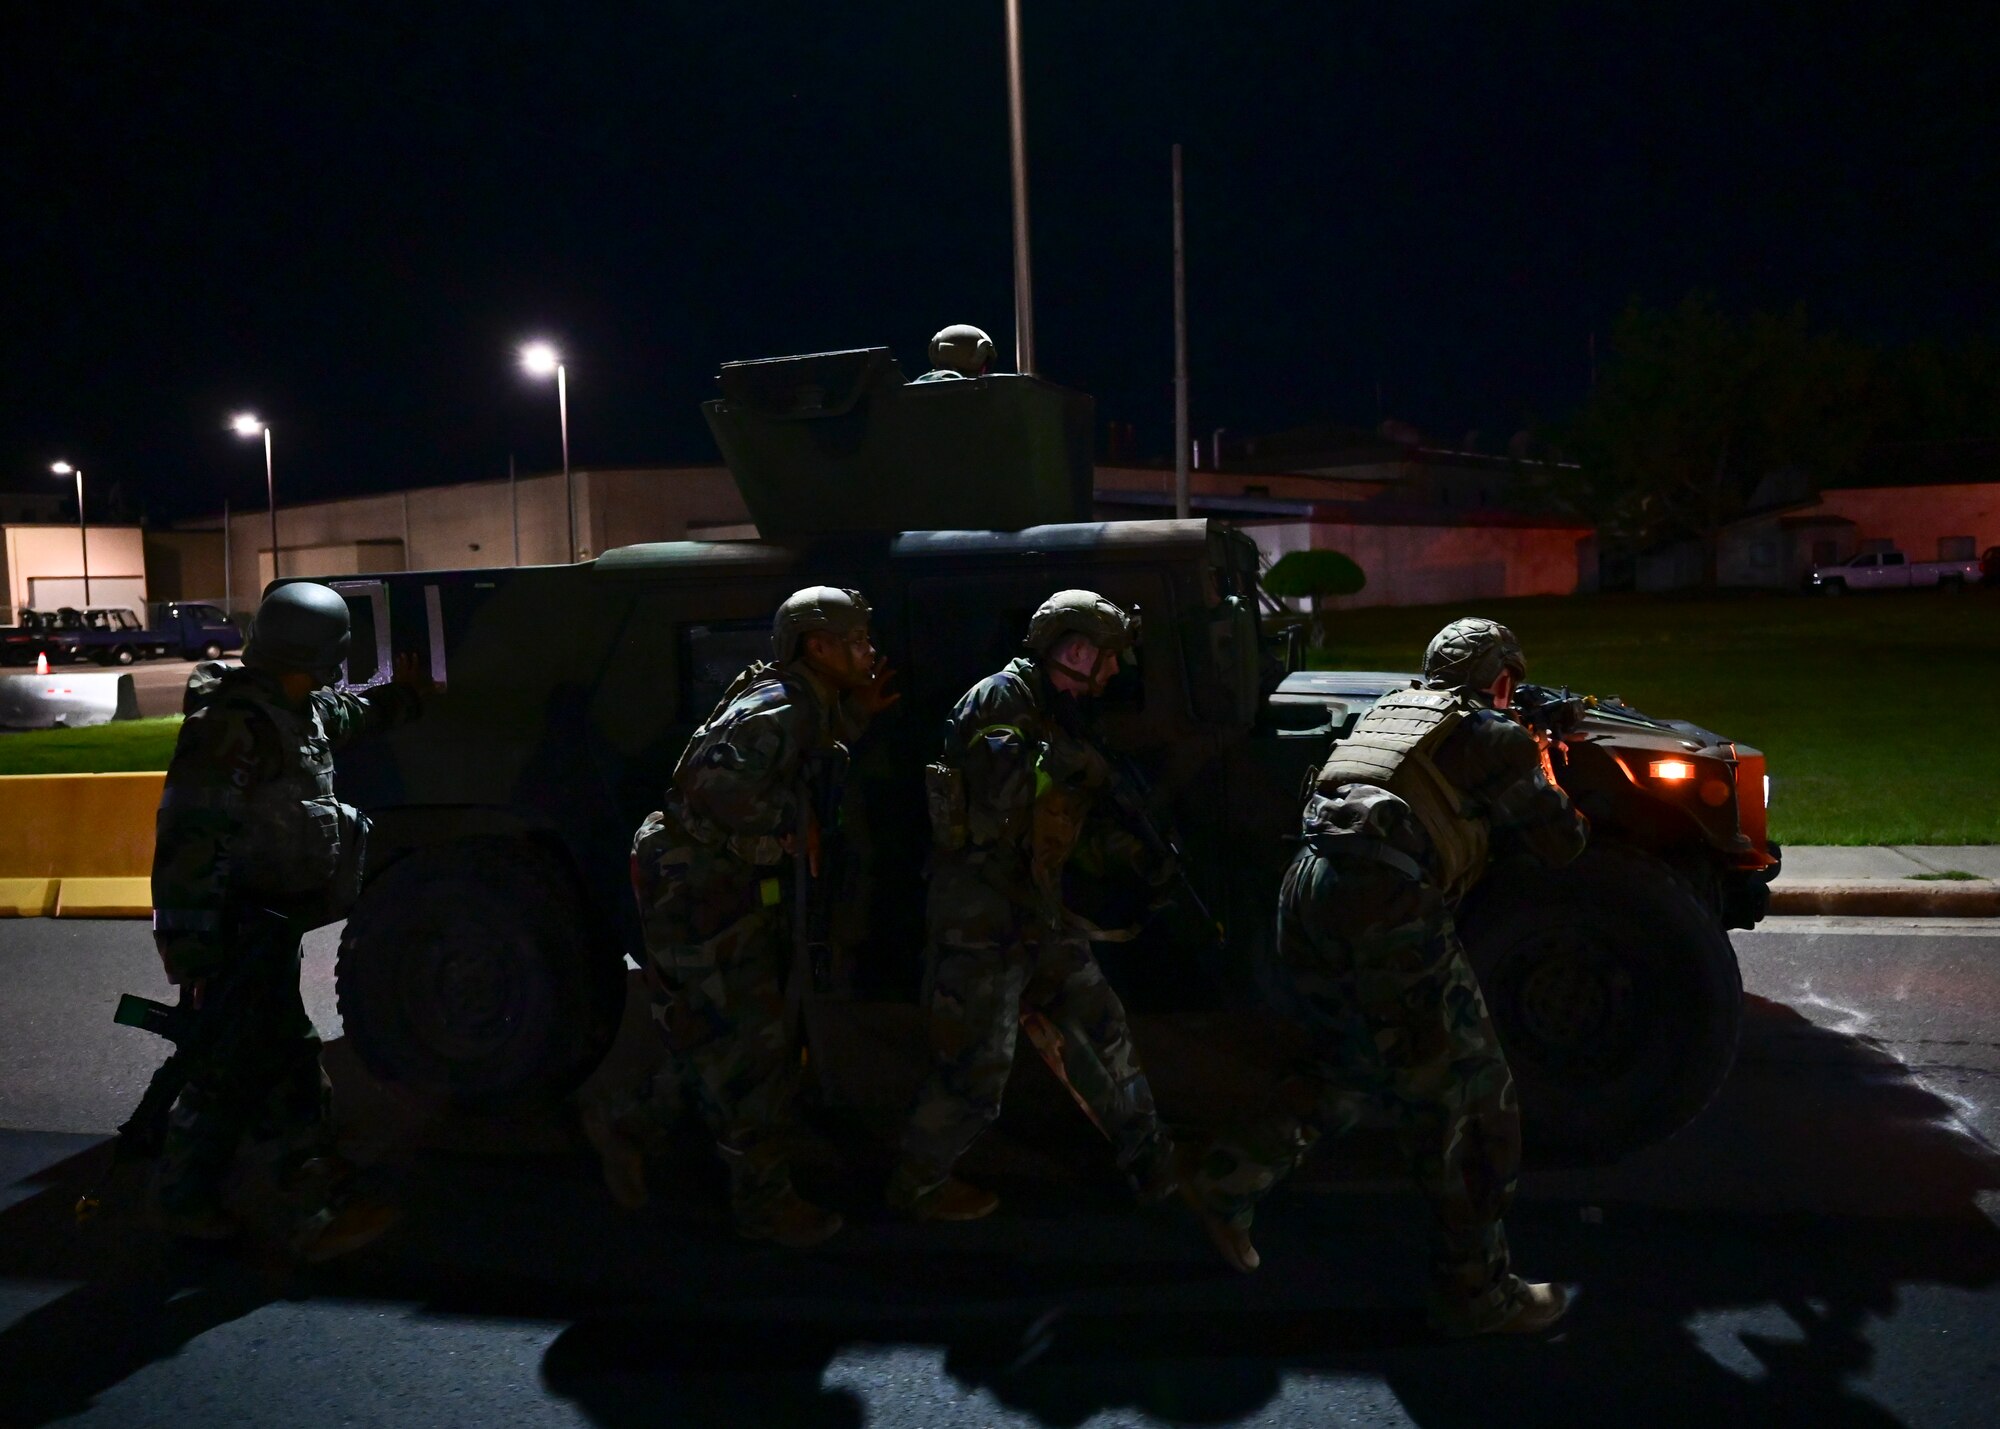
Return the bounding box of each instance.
[629,658,867,1231]
[1187,685,1587,1332]
[149,662,421,1217]
[897,656,1175,1199]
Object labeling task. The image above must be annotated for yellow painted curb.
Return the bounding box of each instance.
[55,877,156,918]
[0,772,164,919]
[0,878,59,916]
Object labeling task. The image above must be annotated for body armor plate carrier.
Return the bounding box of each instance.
[1311,687,1489,902]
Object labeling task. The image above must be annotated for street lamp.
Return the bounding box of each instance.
[231,413,279,581]
[519,341,574,561]
[49,461,89,605]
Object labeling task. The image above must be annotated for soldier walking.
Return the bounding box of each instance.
[887,591,1179,1221]
[1182,618,1589,1336]
[148,582,427,1258]
[606,587,897,1247]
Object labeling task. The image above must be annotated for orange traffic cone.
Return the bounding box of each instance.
[36,652,49,675]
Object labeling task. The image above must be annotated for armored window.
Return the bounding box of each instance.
[330,580,389,687]
[1940,536,1975,561]
[683,620,774,720]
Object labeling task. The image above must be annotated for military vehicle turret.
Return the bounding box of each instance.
[310,348,1777,1165]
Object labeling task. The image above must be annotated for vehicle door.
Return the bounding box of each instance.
[1879,551,1911,588]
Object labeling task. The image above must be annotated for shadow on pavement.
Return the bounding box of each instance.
[1,994,1996,1427]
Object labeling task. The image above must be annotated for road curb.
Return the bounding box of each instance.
[1769,880,2000,917]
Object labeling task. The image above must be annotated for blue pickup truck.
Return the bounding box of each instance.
[71,603,244,665]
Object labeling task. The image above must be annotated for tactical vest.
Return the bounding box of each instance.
[668,660,838,864]
[1312,686,1488,901]
[179,666,367,917]
[926,661,1106,920]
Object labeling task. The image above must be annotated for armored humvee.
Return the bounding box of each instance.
[314,348,1778,1165]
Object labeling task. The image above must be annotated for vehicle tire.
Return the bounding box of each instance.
[1820,579,1845,597]
[1940,575,1964,594]
[1459,843,1742,1166]
[113,645,136,666]
[203,641,225,660]
[336,838,627,1110]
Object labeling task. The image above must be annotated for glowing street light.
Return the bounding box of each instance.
[519,341,574,561]
[231,413,280,581]
[49,461,90,605]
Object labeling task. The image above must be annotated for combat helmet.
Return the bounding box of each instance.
[927,324,994,378]
[242,582,351,680]
[1023,590,1138,657]
[772,586,872,662]
[1422,617,1526,693]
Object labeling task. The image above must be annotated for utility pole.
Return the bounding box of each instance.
[509,452,520,565]
[1172,143,1190,520]
[1004,0,1036,375]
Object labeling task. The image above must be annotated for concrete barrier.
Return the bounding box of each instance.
[0,671,139,729]
[0,771,162,918]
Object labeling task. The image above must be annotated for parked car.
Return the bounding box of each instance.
[1808,548,1982,594]
[71,603,244,665]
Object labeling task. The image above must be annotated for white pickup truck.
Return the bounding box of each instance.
[1809,548,1983,593]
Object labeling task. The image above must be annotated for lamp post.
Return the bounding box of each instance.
[49,462,89,605]
[1003,0,1036,375]
[231,414,278,581]
[520,342,574,561]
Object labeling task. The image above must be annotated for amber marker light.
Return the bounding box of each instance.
[1649,759,1697,782]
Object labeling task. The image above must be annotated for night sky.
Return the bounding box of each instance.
[6,2,1996,521]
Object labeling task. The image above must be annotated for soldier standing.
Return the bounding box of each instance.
[887,591,1179,1221]
[1182,617,1588,1336]
[148,582,427,1257]
[909,324,994,383]
[610,586,896,1247]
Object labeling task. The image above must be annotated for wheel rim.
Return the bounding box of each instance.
[1495,927,1642,1082]
[396,913,532,1066]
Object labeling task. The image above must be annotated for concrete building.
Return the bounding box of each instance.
[1654,444,2000,591]
[1094,462,1589,611]
[209,465,752,608]
[1,524,149,624]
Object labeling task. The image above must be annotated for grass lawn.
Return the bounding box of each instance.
[0,717,183,775]
[1311,588,2000,846]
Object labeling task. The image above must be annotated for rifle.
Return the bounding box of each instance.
[784,748,848,1048]
[1103,755,1225,947]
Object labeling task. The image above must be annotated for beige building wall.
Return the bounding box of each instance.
[144,530,227,604]
[1815,483,2000,560]
[2,524,149,623]
[217,466,753,604]
[1242,518,1586,611]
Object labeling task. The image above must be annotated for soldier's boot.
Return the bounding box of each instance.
[885,1162,999,1222]
[154,1197,242,1244]
[1457,1281,1572,1338]
[1127,1133,1181,1207]
[1173,1144,1259,1273]
[580,1105,651,1211]
[736,1188,845,1250]
[292,1193,401,1264]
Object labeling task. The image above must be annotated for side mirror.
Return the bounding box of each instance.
[1264,623,1305,677]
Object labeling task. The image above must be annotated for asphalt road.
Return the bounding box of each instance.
[1,915,1997,1428]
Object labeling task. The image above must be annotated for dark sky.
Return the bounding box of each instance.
[5,1,1997,520]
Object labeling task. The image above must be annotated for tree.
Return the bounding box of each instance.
[1262,549,1366,646]
[1547,294,1877,584]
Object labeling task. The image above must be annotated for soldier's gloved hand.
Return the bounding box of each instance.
[391,650,436,696]
[853,656,901,717]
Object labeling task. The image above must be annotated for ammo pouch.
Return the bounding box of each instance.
[923,761,968,851]
[324,802,370,922]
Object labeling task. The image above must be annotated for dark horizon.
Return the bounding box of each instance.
[7,2,1997,521]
